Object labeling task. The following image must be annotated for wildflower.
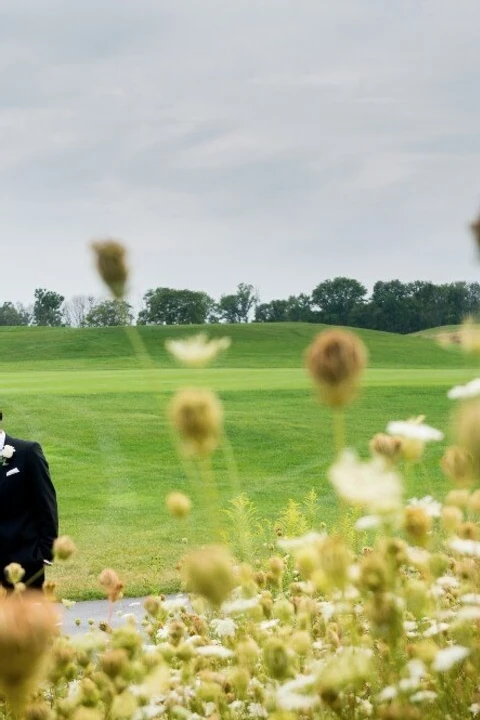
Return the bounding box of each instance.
[182,545,236,607]
[355,515,381,531]
[448,378,480,400]
[456,399,480,473]
[165,491,192,519]
[387,418,444,442]
[91,239,128,298]
[277,531,326,551]
[448,537,480,557]
[211,618,236,638]
[4,562,25,585]
[53,535,77,561]
[166,333,231,367]
[329,450,403,514]
[99,568,124,602]
[0,593,58,713]
[263,638,291,680]
[432,644,469,672]
[305,329,367,407]
[403,507,433,544]
[276,675,318,711]
[169,388,223,457]
[410,690,437,703]
[407,496,442,518]
[195,645,234,658]
[369,433,403,463]
[221,597,259,615]
[441,446,474,487]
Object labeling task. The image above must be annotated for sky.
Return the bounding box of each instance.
[1,0,480,308]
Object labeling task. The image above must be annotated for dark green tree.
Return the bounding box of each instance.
[137,288,214,325]
[311,277,367,326]
[33,288,65,327]
[0,302,30,326]
[255,300,289,322]
[85,300,133,327]
[218,283,259,323]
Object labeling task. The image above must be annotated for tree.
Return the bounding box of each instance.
[255,300,289,323]
[311,277,367,326]
[0,302,30,326]
[285,294,315,322]
[85,299,133,327]
[218,283,259,323]
[33,288,65,327]
[62,295,96,327]
[137,288,214,325]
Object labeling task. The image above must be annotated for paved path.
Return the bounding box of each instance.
[58,595,186,636]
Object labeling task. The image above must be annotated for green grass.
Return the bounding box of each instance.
[0,323,477,599]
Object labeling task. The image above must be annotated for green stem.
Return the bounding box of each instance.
[222,432,252,559]
[198,455,222,542]
[333,409,346,456]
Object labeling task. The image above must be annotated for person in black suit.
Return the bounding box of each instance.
[0,412,58,589]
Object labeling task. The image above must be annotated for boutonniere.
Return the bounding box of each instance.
[1,445,15,466]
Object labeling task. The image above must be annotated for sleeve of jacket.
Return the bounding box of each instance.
[27,441,59,561]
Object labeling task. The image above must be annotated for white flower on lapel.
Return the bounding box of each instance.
[1,445,15,465]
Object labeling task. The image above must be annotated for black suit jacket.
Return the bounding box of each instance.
[0,434,58,581]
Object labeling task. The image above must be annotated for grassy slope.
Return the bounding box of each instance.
[0,324,477,599]
[0,323,472,369]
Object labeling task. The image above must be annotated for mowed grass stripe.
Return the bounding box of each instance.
[0,367,478,395]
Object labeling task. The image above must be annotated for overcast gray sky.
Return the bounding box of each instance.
[1,0,480,307]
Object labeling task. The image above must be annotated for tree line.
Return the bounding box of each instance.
[2,278,480,333]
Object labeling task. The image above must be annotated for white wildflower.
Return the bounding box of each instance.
[387,420,443,442]
[423,622,449,637]
[410,691,437,703]
[163,596,188,611]
[211,617,236,638]
[461,593,480,604]
[399,677,419,692]
[259,619,280,631]
[408,495,442,517]
[406,659,426,680]
[432,645,469,672]
[457,607,480,621]
[355,515,381,531]
[247,703,268,718]
[166,333,231,367]
[436,575,459,589]
[448,378,480,400]
[277,675,318,712]
[470,703,480,716]
[196,645,234,659]
[329,450,403,514]
[448,537,480,557]
[378,686,397,702]
[221,597,259,615]
[277,531,326,551]
[406,546,431,566]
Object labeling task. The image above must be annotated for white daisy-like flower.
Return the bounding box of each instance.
[329,450,403,514]
[407,495,442,517]
[448,378,480,400]
[221,597,259,615]
[470,702,480,716]
[436,575,459,589]
[355,515,381,531]
[259,619,280,631]
[406,546,431,566]
[406,659,426,680]
[246,703,268,718]
[386,420,443,442]
[211,617,236,638]
[448,537,480,557]
[378,686,397,702]
[277,675,318,712]
[410,691,437,703]
[423,622,449,638]
[457,607,480,621]
[432,645,469,672]
[165,333,231,367]
[461,593,480,605]
[163,596,188,611]
[196,645,234,659]
[277,531,326,551]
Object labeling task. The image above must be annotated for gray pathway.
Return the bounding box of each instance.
[58,595,187,636]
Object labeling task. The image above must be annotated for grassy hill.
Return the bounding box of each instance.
[0,323,477,599]
[0,322,472,370]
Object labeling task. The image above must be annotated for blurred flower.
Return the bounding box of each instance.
[165,491,192,519]
[166,333,231,367]
[91,239,128,299]
[305,329,367,407]
[432,645,469,672]
[448,378,480,400]
[53,536,77,561]
[407,496,442,518]
[329,450,403,514]
[448,537,480,557]
[169,388,223,457]
[98,568,124,602]
[387,418,443,442]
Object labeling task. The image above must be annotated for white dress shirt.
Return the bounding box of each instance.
[0,430,5,451]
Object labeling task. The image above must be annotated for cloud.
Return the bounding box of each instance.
[0,0,479,306]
